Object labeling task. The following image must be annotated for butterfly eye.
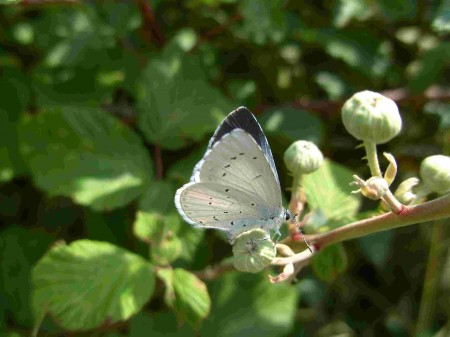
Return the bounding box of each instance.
[285,212,290,221]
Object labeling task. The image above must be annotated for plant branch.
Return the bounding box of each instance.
[136,0,165,47]
[300,193,450,249]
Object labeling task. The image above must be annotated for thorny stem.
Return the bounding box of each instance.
[364,140,382,177]
[415,221,448,336]
[305,193,450,248]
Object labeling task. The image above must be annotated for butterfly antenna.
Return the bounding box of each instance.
[293,214,313,253]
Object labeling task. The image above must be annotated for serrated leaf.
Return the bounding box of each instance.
[200,272,298,337]
[238,0,288,45]
[32,240,155,331]
[302,159,361,222]
[260,107,324,144]
[312,244,347,282]
[0,226,53,327]
[136,43,234,150]
[157,268,210,327]
[19,106,152,211]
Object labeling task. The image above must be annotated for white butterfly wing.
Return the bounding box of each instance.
[175,129,284,239]
[192,129,281,209]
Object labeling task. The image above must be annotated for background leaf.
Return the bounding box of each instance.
[19,106,153,210]
[157,268,211,327]
[32,240,155,331]
[0,226,53,327]
[136,44,234,150]
[312,244,348,282]
[302,159,361,222]
[200,272,299,337]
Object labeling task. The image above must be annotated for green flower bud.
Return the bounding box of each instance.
[232,229,276,273]
[341,91,402,144]
[420,155,450,195]
[394,177,420,205]
[284,140,323,175]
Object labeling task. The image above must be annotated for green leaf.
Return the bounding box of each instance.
[312,244,347,282]
[332,0,374,27]
[314,72,349,100]
[358,230,393,267]
[157,268,211,327]
[0,68,30,182]
[260,107,324,144]
[201,272,298,337]
[133,182,184,265]
[375,0,417,21]
[136,43,234,150]
[0,226,53,327]
[302,159,361,222]
[32,240,155,331]
[432,0,450,33]
[129,312,195,337]
[238,0,288,45]
[424,102,450,131]
[19,106,153,211]
[408,42,450,93]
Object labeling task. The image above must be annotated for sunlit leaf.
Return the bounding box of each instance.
[19,107,153,210]
[32,240,155,331]
[302,159,361,221]
[431,0,450,33]
[157,268,211,327]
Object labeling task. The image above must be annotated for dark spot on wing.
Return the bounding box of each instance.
[243,224,246,227]
[224,211,228,213]
[253,156,257,159]
[225,189,229,192]
[225,164,230,168]
[230,156,237,160]
[239,153,245,155]
[222,173,226,177]
[209,202,212,205]
[251,203,255,206]
[231,221,234,225]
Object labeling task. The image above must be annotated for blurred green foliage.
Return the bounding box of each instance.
[0,0,449,336]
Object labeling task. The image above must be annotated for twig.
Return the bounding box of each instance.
[136,0,165,47]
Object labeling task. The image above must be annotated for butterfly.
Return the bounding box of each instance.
[174,107,296,244]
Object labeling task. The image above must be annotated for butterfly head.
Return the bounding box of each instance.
[284,209,297,222]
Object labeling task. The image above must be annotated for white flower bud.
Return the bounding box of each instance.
[284,140,323,175]
[341,91,402,144]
